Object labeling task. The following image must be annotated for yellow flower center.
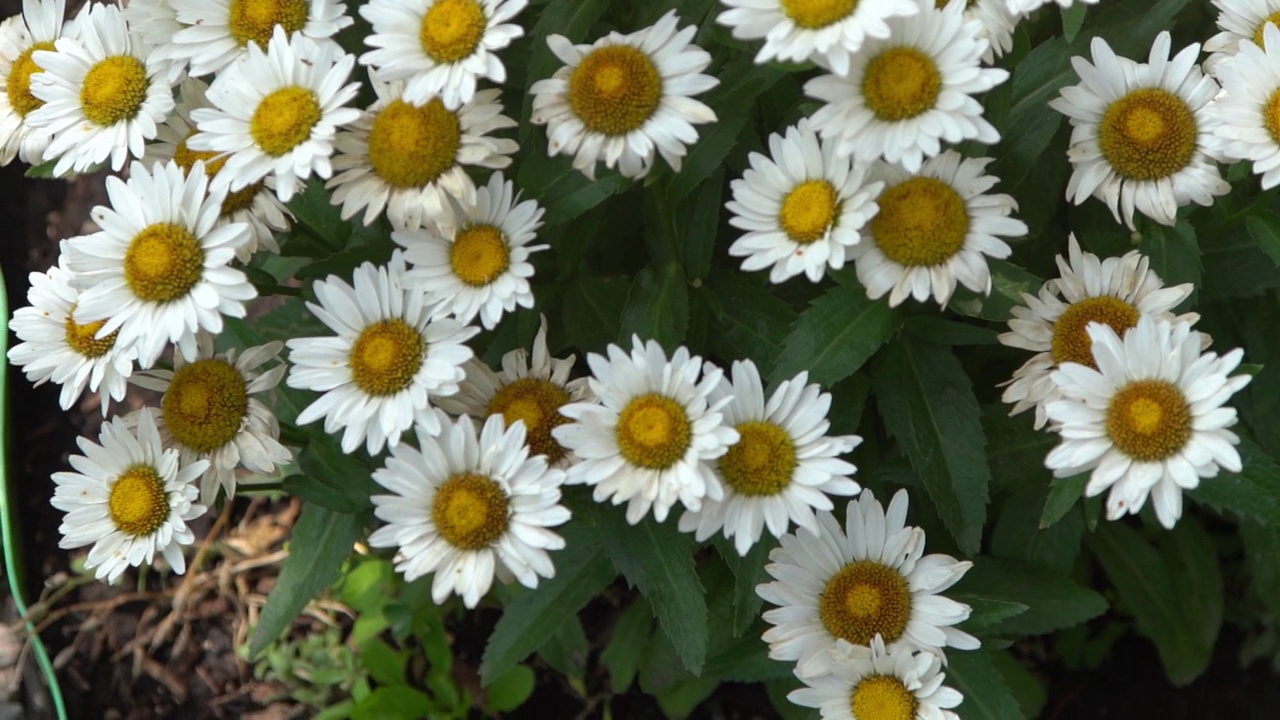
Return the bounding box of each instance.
[108,465,169,537]
[449,224,510,287]
[862,47,941,122]
[64,310,117,359]
[1098,88,1197,181]
[850,675,918,720]
[1106,380,1191,462]
[719,421,797,496]
[1253,12,1280,46]
[871,176,969,267]
[781,0,858,29]
[123,223,205,303]
[162,359,250,453]
[616,393,692,470]
[1263,89,1280,146]
[348,319,425,396]
[173,132,263,216]
[819,560,912,646]
[368,98,461,189]
[227,0,309,48]
[487,377,572,463]
[431,472,510,550]
[568,45,663,136]
[1050,296,1140,368]
[250,86,321,157]
[780,180,840,245]
[419,0,487,64]
[6,40,56,117]
[80,55,149,127]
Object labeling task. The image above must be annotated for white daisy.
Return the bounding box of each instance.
[285,251,480,455]
[1206,23,1280,189]
[156,0,352,79]
[25,2,175,176]
[327,80,517,231]
[131,333,293,506]
[677,360,862,557]
[1045,316,1251,530]
[529,9,718,180]
[850,151,1026,308]
[1049,32,1229,229]
[551,336,739,525]
[725,119,883,284]
[359,0,526,110]
[789,637,963,720]
[757,489,979,679]
[7,260,136,415]
[715,0,918,76]
[804,0,1007,172]
[187,26,361,203]
[1005,0,1098,13]
[393,171,546,329]
[147,77,290,260]
[61,160,256,369]
[369,410,570,608]
[999,234,1199,430]
[434,315,593,467]
[963,0,1020,63]
[50,408,207,584]
[1204,0,1280,76]
[0,0,69,165]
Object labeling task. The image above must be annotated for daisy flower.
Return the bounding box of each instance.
[963,0,1020,63]
[327,80,517,231]
[369,410,570,608]
[7,261,136,415]
[187,26,361,203]
[61,160,256,369]
[156,0,351,78]
[715,0,918,76]
[147,77,289,260]
[285,251,480,455]
[1045,316,1251,530]
[1204,0,1280,75]
[435,315,593,467]
[359,0,526,110]
[804,0,1007,172]
[725,119,883,284]
[0,0,69,165]
[789,637,963,720]
[51,408,207,584]
[1206,23,1280,189]
[677,360,862,557]
[551,337,740,525]
[757,489,979,679]
[25,1,175,176]
[529,10,718,180]
[131,333,293,505]
[1005,0,1098,13]
[850,151,1026,308]
[393,171,546,329]
[999,234,1198,430]
[1049,32,1229,229]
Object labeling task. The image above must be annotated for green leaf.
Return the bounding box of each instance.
[479,521,616,685]
[1008,38,1073,120]
[601,598,654,694]
[618,260,690,351]
[539,172,633,228]
[291,430,379,512]
[766,676,818,720]
[1241,519,1280,619]
[674,167,725,280]
[947,650,1025,720]
[1061,2,1088,41]
[599,508,708,674]
[537,617,589,685]
[952,558,1107,637]
[994,649,1047,719]
[951,594,1029,634]
[485,665,535,713]
[350,686,435,720]
[714,535,773,638]
[358,638,408,687]
[655,677,719,720]
[769,285,898,387]
[1190,439,1280,526]
[23,158,59,178]
[1245,212,1280,267]
[903,316,999,346]
[702,635,793,683]
[561,274,630,353]
[1089,520,1220,685]
[871,337,991,555]
[338,557,393,612]
[1040,473,1087,529]
[1139,220,1200,310]
[993,99,1064,193]
[950,259,1043,323]
[703,271,796,375]
[991,479,1084,572]
[250,504,364,656]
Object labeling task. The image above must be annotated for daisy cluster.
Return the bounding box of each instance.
[2,0,1276,715]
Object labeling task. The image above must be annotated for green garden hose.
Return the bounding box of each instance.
[0,264,69,720]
